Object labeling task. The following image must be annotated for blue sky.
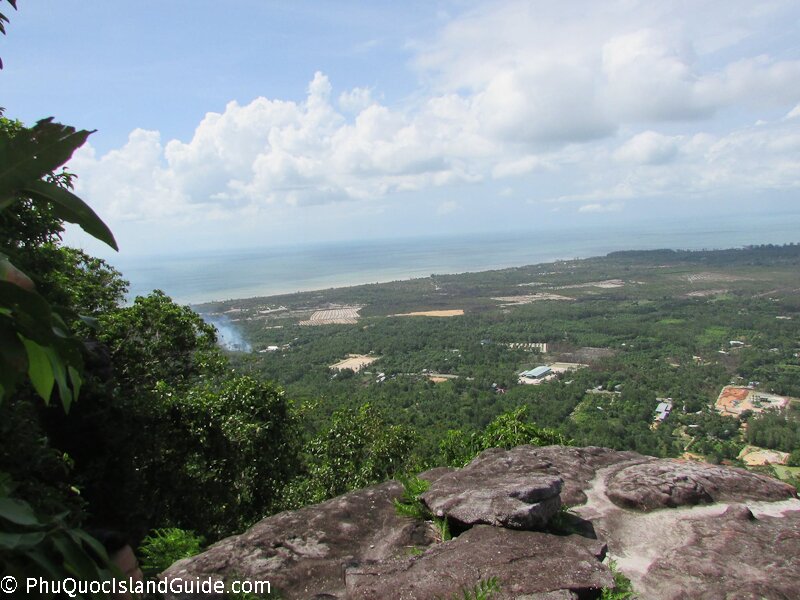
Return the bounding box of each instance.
[2,1,800,258]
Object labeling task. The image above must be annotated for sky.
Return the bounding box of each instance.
[2,0,800,259]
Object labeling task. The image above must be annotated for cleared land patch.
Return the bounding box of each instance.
[492,293,573,305]
[329,354,379,372]
[549,361,589,373]
[686,289,728,297]
[686,272,748,283]
[393,309,464,317]
[552,279,625,290]
[715,385,791,417]
[738,445,789,466]
[300,306,361,326]
[427,373,459,383]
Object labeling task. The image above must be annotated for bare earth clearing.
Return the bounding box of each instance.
[329,354,380,372]
[299,306,361,326]
[492,293,573,305]
[738,445,790,466]
[686,272,750,283]
[686,288,728,297]
[392,309,464,317]
[552,279,626,290]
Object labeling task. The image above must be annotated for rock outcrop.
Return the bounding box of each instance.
[346,526,612,599]
[162,446,799,600]
[641,504,800,600]
[420,453,563,530]
[605,459,797,510]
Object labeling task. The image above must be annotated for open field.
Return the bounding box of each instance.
[773,465,800,480]
[686,289,728,297]
[393,309,464,317]
[329,354,380,372]
[300,306,361,326]
[427,373,459,383]
[492,293,573,305]
[686,272,750,283]
[549,362,590,374]
[715,386,791,417]
[738,445,789,466]
[552,279,626,290]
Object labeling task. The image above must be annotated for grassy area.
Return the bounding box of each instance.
[772,465,800,480]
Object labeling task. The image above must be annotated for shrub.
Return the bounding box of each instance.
[138,528,204,576]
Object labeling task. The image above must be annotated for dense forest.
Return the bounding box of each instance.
[205,243,800,469]
[2,106,799,596]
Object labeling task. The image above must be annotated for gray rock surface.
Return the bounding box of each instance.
[163,480,438,599]
[345,525,611,600]
[461,445,647,506]
[605,459,797,510]
[162,446,800,600]
[640,504,800,599]
[420,460,563,529]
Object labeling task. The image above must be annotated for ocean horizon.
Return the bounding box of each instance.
[112,213,800,305]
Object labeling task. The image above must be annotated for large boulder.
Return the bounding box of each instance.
[605,459,797,510]
[421,464,563,530]
[162,446,800,600]
[640,504,800,599]
[163,480,438,599]
[458,445,647,506]
[345,525,612,600]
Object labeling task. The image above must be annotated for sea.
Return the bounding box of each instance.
[114,213,800,306]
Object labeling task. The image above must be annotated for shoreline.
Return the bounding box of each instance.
[114,219,800,306]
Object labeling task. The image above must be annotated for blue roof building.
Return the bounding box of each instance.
[520,366,552,379]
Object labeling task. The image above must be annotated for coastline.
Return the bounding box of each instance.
[113,215,800,305]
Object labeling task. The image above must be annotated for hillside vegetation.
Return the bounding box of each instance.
[2,110,799,595]
[203,244,800,471]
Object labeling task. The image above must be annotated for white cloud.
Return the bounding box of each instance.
[415,0,800,141]
[71,129,190,221]
[614,131,679,165]
[71,1,800,230]
[578,202,624,213]
[546,116,800,207]
[338,87,374,113]
[73,72,487,221]
[492,155,552,178]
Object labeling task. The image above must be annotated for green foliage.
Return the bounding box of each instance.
[158,376,301,537]
[138,528,204,576]
[0,110,126,599]
[284,403,419,508]
[0,474,114,599]
[97,290,220,396]
[0,115,117,409]
[440,407,570,467]
[393,475,431,520]
[432,516,451,542]
[439,429,482,468]
[32,246,128,322]
[746,412,800,453]
[0,0,17,68]
[392,474,452,543]
[481,406,569,449]
[445,576,501,600]
[0,396,83,519]
[55,373,301,542]
[601,560,637,600]
[788,449,800,467]
[0,118,115,248]
[549,504,580,535]
[0,276,85,410]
